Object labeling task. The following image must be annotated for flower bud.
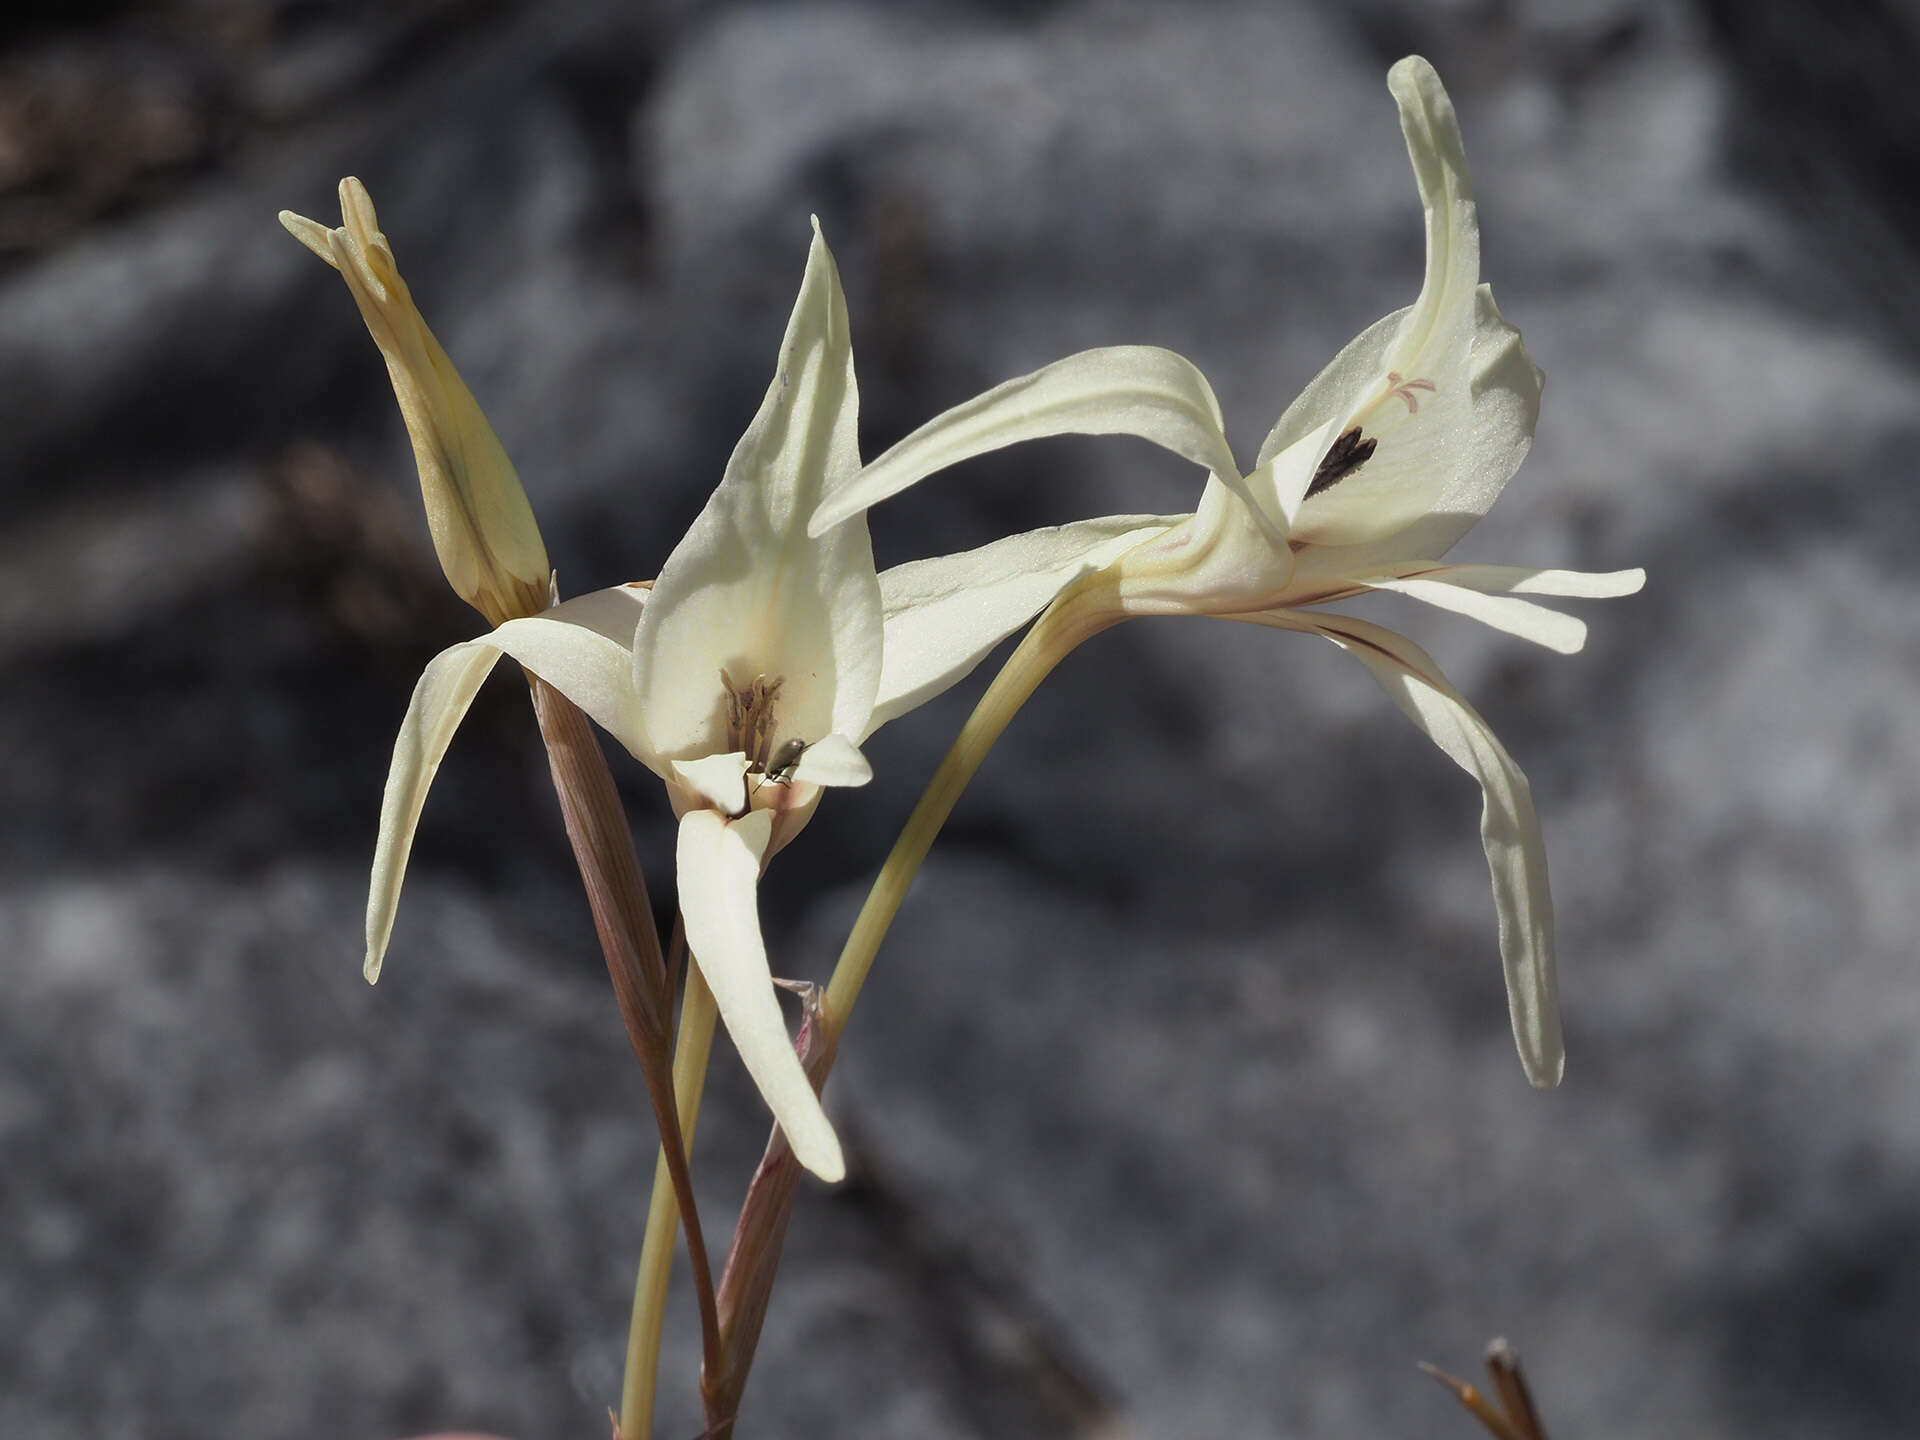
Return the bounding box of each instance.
[280,178,551,625]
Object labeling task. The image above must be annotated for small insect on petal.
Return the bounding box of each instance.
[764,738,808,781]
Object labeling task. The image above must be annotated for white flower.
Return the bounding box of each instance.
[807,56,1645,1088]
[364,224,1168,1180]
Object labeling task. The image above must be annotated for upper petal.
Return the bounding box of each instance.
[1234,608,1564,1088]
[868,513,1177,734]
[365,640,505,981]
[677,808,845,1181]
[633,222,882,759]
[1255,60,1540,561]
[808,346,1282,545]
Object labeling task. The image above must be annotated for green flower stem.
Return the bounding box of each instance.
[822,578,1121,1033]
[621,950,720,1440]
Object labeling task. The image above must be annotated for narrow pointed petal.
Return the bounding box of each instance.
[677,809,845,1181]
[1235,609,1563,1087]
[808,346,1280,544]
[869,514,1176,733]
[633,223,882,758]
[1395,565,1648,599]
[277,210,340,266]
[786,732,872,788]
[1353,575,1589,654]
[366,641,504,981]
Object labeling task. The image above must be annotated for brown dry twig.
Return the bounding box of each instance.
[1418,1337,1550,1440]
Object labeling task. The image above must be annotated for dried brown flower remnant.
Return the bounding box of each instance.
[1419,1336,1551,1440]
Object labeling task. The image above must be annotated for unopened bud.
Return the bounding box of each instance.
[280,178,550,625]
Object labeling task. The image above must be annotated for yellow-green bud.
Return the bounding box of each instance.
[280,178,551,625]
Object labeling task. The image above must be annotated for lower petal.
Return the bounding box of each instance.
[1388,564,1646,599]
[366,641,504,981]
[1235,608,1563,1088]
[1353,574,1589,654]
[677,808,845,1181]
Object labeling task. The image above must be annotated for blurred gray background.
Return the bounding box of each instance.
[3,0,1917,1436]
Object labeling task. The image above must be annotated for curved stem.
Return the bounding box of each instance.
[523,677,723,1430]
[621,932,721,1440]
[822,579,1121,1033]
[638,1034,723,1408]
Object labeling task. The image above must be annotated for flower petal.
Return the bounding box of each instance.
[633,222,882,759]
[540,580,650,642]
[481,607,649,761]
[808,346,1282,544]
[1236,608,1563,1087]
[365,640,504,982]
[677,808,845,1181]
[1394,565,1648,599]
[672,754,750,815]
[1255,415,1351,531]
[1255,61,1541,560]
[786,732,873,788]
[868,514,1176,733]
[277,210,339,266]
[1352,575,1589,654]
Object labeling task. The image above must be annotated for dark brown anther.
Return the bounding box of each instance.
[1304,425,1377,500]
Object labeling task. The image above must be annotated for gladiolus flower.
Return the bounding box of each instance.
[808,57,1645,1088]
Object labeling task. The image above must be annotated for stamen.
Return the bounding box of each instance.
[1305,426,1378,500]
[1386,370,1437,413]
[719,668,796,776]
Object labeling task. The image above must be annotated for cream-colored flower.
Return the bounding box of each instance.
[808,56,1645,1088]
[364,224,1167,1180]
[280,179,551,625]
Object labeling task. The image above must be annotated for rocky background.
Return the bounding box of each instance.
[4,0,1918,1436]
